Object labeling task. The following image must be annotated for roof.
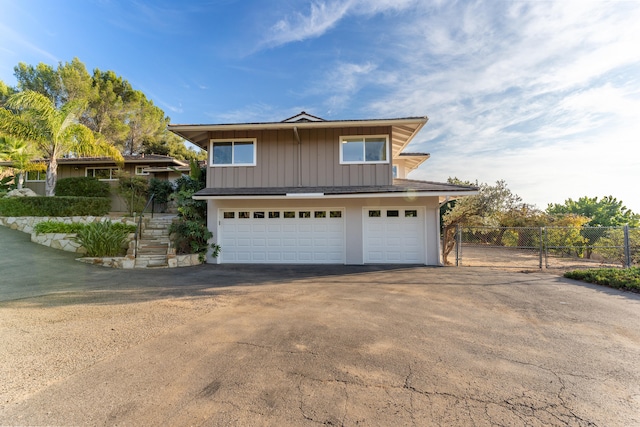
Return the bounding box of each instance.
[168,113,429,158]
[0,154,188,167]
[192,179,477,200]
[397,152,431,172]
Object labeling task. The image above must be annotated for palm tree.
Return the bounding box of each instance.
[0,135,42,189]
[0,90,123,196]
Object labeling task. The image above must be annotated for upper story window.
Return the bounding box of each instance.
[210,138,256,167]
[86,167,119,181]
[340,135,389,164]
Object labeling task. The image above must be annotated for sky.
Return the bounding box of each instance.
[1,0,639,212]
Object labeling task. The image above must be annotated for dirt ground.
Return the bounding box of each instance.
[455,245,624,272]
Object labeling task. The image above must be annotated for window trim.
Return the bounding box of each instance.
[339,134,389,165]
[210,138,257,167]
[85,167,119,181]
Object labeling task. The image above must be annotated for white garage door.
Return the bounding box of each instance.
[363,207,426,264]
[219,208,345,263]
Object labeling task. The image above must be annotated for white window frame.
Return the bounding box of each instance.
[25,170,46,182]
[135,165,150,176]
[339,134,390,165]
[210,138,257,167]
[86,167,119,181]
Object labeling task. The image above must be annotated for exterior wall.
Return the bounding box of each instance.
[206,196,442,265]
[207,126,393,189]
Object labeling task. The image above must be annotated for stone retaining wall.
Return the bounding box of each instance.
[77,253,202,269]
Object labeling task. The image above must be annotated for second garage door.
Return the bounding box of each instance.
[363,207,426,264]
[219,208,345,263]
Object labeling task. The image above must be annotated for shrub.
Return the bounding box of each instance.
[34,220,135,234]
[55,177,110,197]
[0,196,111,216]
[148,178,174,205]
[564,267,640,292]
[115,172,149,216]
[34,220,85,234]
[169,171,212,260]
[72,220,131,257]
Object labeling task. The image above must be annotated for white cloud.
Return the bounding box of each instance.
[259,0,419,48]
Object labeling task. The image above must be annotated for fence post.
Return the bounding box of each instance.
[539,227,543,269]
[624,224,631,268]
[456,224,462,267]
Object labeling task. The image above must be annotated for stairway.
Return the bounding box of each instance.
[131,216,175,268]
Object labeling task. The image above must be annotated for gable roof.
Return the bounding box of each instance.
[168,114,428,158]
[281,111,325,122]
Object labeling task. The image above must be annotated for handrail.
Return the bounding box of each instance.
[134,193,155,258]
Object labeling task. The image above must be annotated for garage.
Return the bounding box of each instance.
[218,208,345,263]
[363,207,426,264]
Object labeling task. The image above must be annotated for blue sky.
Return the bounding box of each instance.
[1,0,639,212]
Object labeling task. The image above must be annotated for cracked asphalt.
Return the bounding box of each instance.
[1,225,640,426]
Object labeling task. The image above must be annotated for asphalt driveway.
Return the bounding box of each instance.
[1,225,639,426]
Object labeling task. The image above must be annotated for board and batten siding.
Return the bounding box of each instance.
[207,126,393,188]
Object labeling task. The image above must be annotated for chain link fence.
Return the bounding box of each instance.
[446,225,639,270]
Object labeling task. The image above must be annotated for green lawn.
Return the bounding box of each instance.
[564,267,640,292]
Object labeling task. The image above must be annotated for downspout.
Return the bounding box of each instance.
[294,126,301,187]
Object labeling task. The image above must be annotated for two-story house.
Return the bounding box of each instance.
[168,112,477,265]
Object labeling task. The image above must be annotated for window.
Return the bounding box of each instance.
[369,210,381,218]
[223,212,235,219]
[330,211,342,218]
[299,211,311,218]
[284,211,295,218]
[26,171,45,182]
[210,139,256,166]
[314,211,326,218]
[392,165,398,179]
[387,210,399,217]
[135,166,149,175]
[405,210,418,217]
[238,212,250,219]
[86,167,118,180]
[340,135,388,164]
[269,211,280,218]
[253,212,265,218]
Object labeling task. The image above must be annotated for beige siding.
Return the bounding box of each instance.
[206,126,393,188]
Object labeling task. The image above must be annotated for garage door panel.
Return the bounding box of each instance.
[364,207,426,264]
[220,209,344,264]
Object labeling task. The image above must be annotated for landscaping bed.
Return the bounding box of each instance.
[564,267,640,292]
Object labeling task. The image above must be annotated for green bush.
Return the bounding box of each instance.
[148,178,174,205]
[169,172,212,260]
[115,173,149,216]
[34,220,135,234]
[34,220,85,234]
[55,177,111,198]
[565,267,640,292]
[0,196,111,216]
[72,220,131,257]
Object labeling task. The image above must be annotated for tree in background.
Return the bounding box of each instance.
[546,196,639,259]
[546,196,640,227]
[0,135,43,189]
[7,58,193,159]
[441,178,543,264]
[0,90,123,196]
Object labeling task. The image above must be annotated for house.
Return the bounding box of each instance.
[168,112,477,265]
[1,154,189,212]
